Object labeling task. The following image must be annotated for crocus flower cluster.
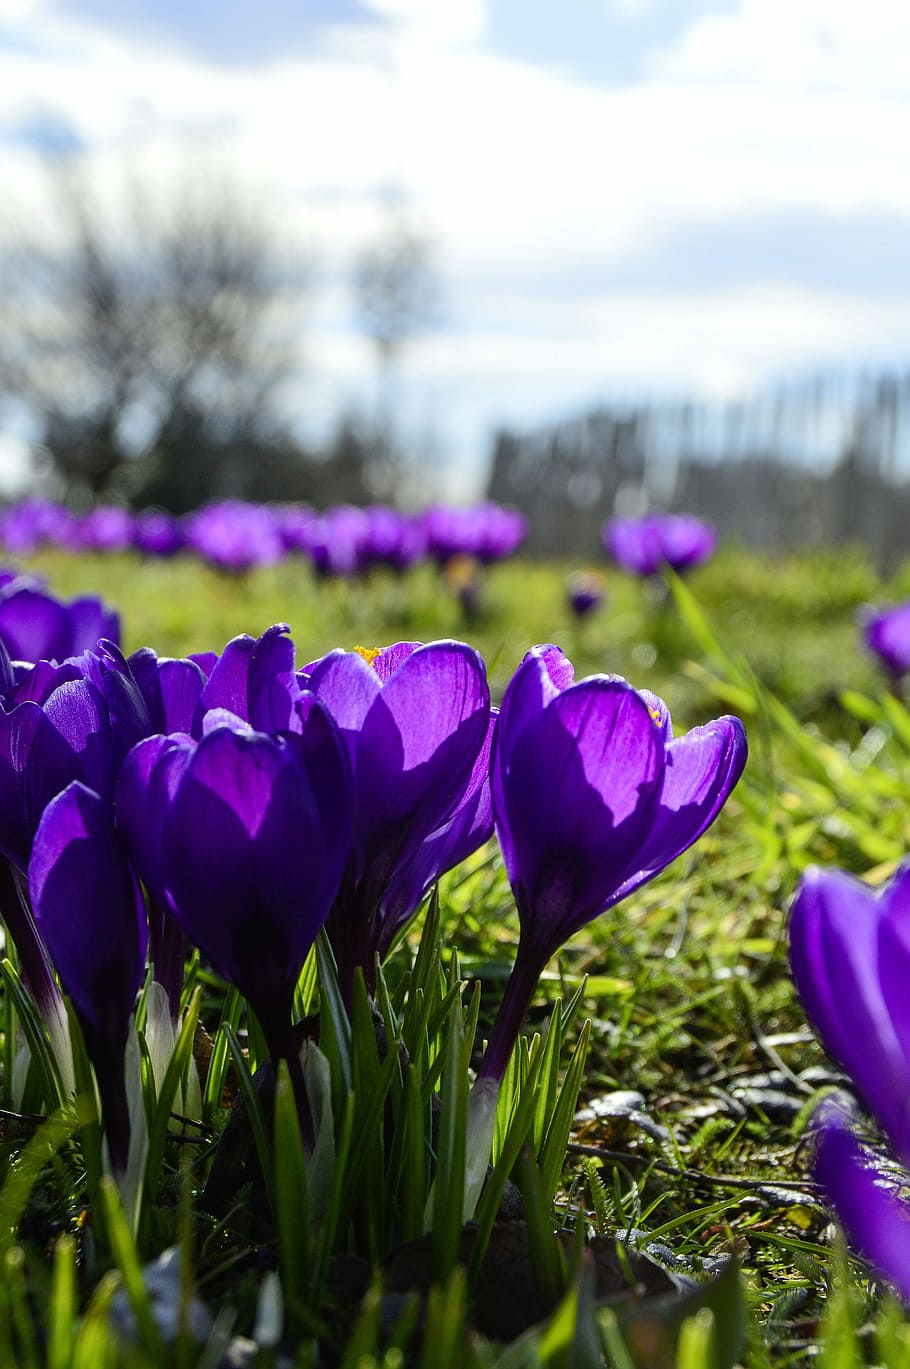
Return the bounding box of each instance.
[860,601,910,686]
[0,498,527,576]
[0,588,746,1215]
[790,865,910,1299]
[602,513,716,578]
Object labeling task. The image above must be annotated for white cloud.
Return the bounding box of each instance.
[655,0,910,95]
[2,0,910,489]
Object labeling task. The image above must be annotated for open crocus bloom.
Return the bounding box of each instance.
[479,645,747,1082]
[790,862,910,1295]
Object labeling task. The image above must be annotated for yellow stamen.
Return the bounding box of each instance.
[354,644,382,668]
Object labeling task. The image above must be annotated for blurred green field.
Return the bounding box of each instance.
[10,542,910,1364]
[17,541,900,714]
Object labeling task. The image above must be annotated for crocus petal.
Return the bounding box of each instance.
[11,659,83,707]
[305,649,381,737]
[606,715,747,907]
[790,867,910,1161]
[371,641,422,682]
[815,1106,910,1301]
[95,643,153,766]
[43,679,114,802]
[164,721,350,1022]
[0,702,82,870]
[247,624,299,732]
[195,634,256,724]
[876,863,910,1079]
[117,734,194,910]
[495,678,665,958]
[353,641,490,879]
[378,709,497,957]
[156,659,207,734]
[66,596,120,654]
[29,781,147,1052]
[0,587,69,663]
[496,646,574,762]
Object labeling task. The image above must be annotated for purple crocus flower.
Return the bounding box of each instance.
[602,513,715,578]
[861,602,910,684]
[789,862,910,1295]
[602,515,665,578]
[478,645,746,1083]
[75,507,137,554]
[185,501,284,574]
[0,500,77,554]
[134,510,185,558]
[117,711,352,1081]
[29,781,148,1175]
[304,640,491,996]
[0,577,119,664]
[657,514,717,572]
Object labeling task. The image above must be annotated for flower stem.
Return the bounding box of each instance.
[476,944,543,1085]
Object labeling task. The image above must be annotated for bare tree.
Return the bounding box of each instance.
[352,213,441,502]
[354,215,439,370]
[0,166,306,507]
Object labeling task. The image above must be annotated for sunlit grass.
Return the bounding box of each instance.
[2,540,909,1364]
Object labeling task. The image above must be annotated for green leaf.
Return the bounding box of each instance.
[143,987,200,1215]
[99,1175,166,1360]
[273,1061,309,1326]
[431,991,468,1280]
[47,1235,77,1369]
[0,959,66,1111]
[515,1147,566,1311]
[223,1024,275,1216]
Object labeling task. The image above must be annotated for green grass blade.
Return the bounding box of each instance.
[223,1024,275,1216]
[273,1061,309,1326]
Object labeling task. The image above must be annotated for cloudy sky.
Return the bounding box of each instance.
[2,0,910,494]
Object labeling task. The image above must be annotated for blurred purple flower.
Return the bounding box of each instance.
[30,781,147,1174]
[861,602,910,682]
[790,863,910,1295]
[134,510,185,558]
[75,507,137,554]
[602,513,715,578]
[567,570,606,619]
[299,506,371,578]
[0,577,119,664]
[362,506,426,573]
[304,640,491,996]
[0,500,77,554]
[479,645,746,1082]
[185,500,284,574]
[422,504,527,567]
